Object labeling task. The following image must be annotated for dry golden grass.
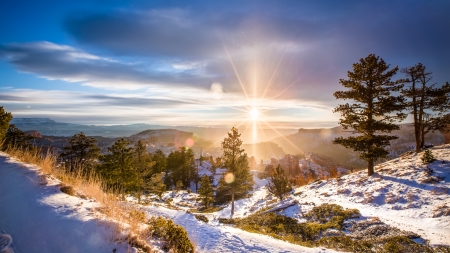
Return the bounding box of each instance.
[3,146,155,252]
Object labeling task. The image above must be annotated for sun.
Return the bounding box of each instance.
[249,107,259,121]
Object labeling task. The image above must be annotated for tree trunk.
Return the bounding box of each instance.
[411,79,421,152]
[420,125,426,148]
[368,159,374,176]
[231,190,235,216]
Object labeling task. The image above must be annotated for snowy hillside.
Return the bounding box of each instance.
[0,153,130,253]
[142,145,450,251]
[215,144,450,246]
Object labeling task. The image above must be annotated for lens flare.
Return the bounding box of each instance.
[185,138,194,147]
[224,172,235,183]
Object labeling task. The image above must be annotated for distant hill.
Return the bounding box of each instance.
[11,118,163,138]
[242,142,285,161]
[10,118,298,143]
[271,124,445,169]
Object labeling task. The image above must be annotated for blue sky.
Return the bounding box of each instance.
[1,0,449,129]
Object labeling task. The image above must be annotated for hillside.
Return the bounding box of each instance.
[139,145,450,250]
[0,153,130,253]
[272,125,445,169]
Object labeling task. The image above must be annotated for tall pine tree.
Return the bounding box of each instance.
[333,54,405,176]
[401,64,450,151]
[98,138,135,191]
[151,149,167,174]
[133,140,155,203]
[165,147,195,189]
[60,132,101,172]
[217,127,253,215]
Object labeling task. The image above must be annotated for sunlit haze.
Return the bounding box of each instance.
[0,0,449,135]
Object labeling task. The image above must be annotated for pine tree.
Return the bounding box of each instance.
[425,83,450,139]
[175,180,184,192]
[198,175,214,208]
[421,149,435,164]
[60,132,101,172]
[267,165,292,201]
[166,147,195,188]
[218,127,253,215]
[151,149,167,174]
[333,54,405,176]
[0,106,13,141]
[133,140,155,203]
[3,124,34,150]
[148,172,166,200]
[98,138,135,191]
[401,64,450,151]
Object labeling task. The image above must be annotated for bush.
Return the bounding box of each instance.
[383,236,433,253]
[60,185,76,196]
[304,203,360,228]
[421,149,436,164]
[194,214,208,223]
[148,216,194,253]
[129,210,146,223]
[318,235,373,252]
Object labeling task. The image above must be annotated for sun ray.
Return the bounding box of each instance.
[203,119,249,153]
[261,51,286,100]
[260,119,304,154]
[222,44,250,100]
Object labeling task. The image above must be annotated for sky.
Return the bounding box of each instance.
[0,0,449,130]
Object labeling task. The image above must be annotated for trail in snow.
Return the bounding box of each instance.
[143,205,336,253]
[0,153,128,253]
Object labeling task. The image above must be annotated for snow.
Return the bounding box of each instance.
[143,205,336,253]
[0,153,129,253]
[2,144,449,252]
[151,145,450,248]
[287,145,450,245]
[0,152,333,253]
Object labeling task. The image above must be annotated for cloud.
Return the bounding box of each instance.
[0,87,336,127]
[0,41,212,90]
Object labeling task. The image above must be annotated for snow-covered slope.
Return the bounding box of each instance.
[0,153,129,253]
[288,145,450,245]
[209,145,450,246]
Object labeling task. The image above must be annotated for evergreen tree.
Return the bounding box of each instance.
[3,124,34,150]
[98,138,135,191]
[133,140,155,203]
[333,54,405,176]
[0,106,13,141]
[175,180,184,191]
[166,147,195,188]
[198,175,214,208]
[151,149,167,174]
[148,172,166,200]
[421,149,435,164]
[217,127,253,215]
[60,132,101,172]
[424,83,450,140]
[267,165,292,201]
[401,64,450,151]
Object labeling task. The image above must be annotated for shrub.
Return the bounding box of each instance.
[149,216,194,253]
[421,149,436,164]
[383,236,433,253]
[194,214,208,223]
[60,185,76,196]
[304,203,360,228]
[129,210,146,223]
[317,236,373,252]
